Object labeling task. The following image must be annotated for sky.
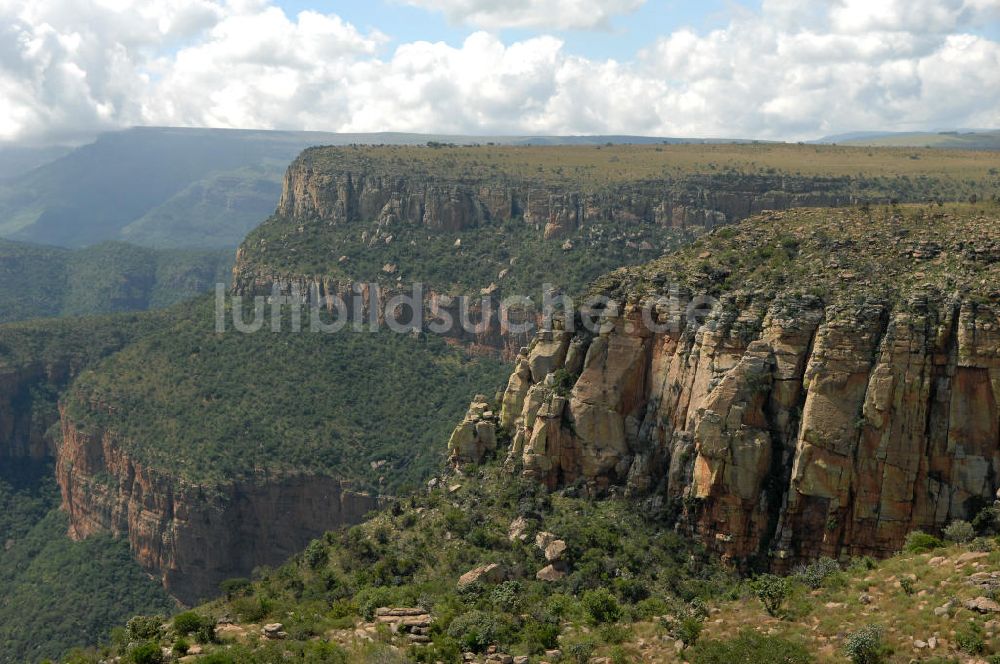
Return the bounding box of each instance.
[1,0,999,145]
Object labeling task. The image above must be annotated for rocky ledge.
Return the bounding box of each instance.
[450,204,1000,569]
[56,406,377,604]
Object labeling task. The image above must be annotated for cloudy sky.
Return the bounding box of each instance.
[1,0,999,145]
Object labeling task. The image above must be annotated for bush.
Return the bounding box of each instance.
[446,611,512,653]
[674,616,703,647]
[899,577,915,595]
[844,624,885,664]
[794,558,840,589]
[127,642,162,664]
[598,622,631,645]
[903,531,943,554]
[957,621,986,655]
[124,615,163,643]
[749,575,791,617]
[581,588,622,624]
[944,520,976,544]
[219,577,251,599]
[172,639,189,656]
[567,640,597,664]
[690,630,814,664]
[172,611,204,636]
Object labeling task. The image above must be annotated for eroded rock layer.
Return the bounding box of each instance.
[56,407,377,604]
[450,206,1000,568]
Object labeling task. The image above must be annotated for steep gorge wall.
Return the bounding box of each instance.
[272,160,860,238]
[451,292,1000,568]
[56,407,378,604]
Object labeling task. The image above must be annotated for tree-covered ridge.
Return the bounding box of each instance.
[64,297,511,491]
[0,461,175,664]
[591,201,1000,305]
[0,238,233,324]
[241,215,691,297]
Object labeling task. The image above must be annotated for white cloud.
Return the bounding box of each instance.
[0,0,998,145]
[398,0,646,30]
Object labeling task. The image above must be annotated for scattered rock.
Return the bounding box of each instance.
[458,563,505,588]
[536,564,567,581]
[965,597,1000,613]
[261,623,287,639]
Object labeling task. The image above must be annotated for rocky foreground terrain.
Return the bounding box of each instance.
[451,203,1000,568]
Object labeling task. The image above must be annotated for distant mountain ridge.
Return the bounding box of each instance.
[814,129,1000,149]
[0,127,777,250]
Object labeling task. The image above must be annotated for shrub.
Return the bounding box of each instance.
[581,588,622,625]
[844,624,885,664]
[127,642,162,664]
[567,640,597,664]
[690,630,814,664]
[749,574,791,617]
[899,577,915,595]
[794,558,840,589]
[230,596,271,623]
[973,506,1000,535]
[944,520,976,544]
[674,616,703,647]
[172,639,189,656]
[172,611,204,636]
[598,622,631,645]
[446,611,512,653]
[303,540,329,569]
[903,531,943,554]
[219,577,251,599]
[124,616,163,643]
[519,617,560,653]
[957,621,986,655]
[489,581,522,613]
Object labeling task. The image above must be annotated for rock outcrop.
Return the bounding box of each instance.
[449,206,1000,569]
[56,407,377,604]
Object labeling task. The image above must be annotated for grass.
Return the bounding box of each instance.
[300,142,1000,187]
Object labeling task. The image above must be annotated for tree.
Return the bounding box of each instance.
[749,574,791,617]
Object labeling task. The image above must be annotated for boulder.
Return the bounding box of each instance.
[458,563,505,588]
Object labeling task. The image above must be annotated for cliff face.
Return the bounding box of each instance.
[0,362,62,460]
[56,407,377,604]
[450,206,1000,569]
[232,149,882,357]
[273,157,859,238]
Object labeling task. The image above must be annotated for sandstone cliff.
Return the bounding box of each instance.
[449,205,1000,569]
[56,405,377,605]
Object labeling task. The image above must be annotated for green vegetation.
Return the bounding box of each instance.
[297,142,1000,188]
[0,238,232,324]
[65,297,510,491]
[0,463,174,664]
[594,202,1000,308]
[243,206,689,298]
[689,630,814,664]
[74,464,736,662]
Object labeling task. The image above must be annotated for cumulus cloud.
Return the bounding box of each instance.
[0,0,998,144]
[398,0,646,30]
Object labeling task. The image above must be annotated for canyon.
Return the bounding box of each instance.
[8,144,998,608]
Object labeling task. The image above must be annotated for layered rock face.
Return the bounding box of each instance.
[274,154,860,238]
[56,407,377,604]
[450,206,1000,568]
